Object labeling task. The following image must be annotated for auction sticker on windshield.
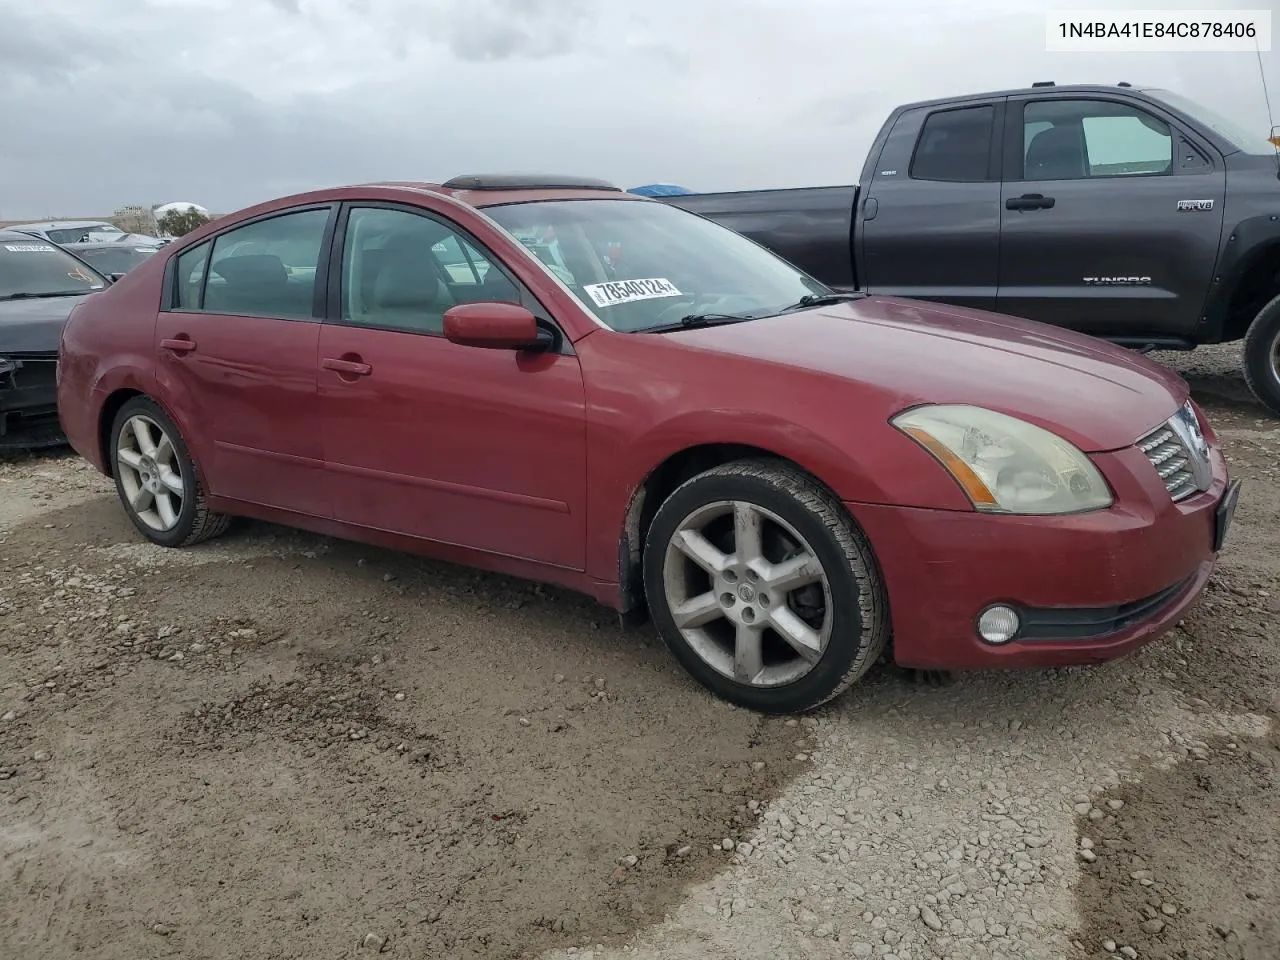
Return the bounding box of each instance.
[4,243,57,253]
[583,277,682,308]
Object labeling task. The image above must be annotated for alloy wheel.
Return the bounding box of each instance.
[115,414,185,532]
[661,499,833,687]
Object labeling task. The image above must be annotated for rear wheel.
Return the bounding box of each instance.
[642,458,889,713]
[1242,293,1280,418]
[109,396,231,548]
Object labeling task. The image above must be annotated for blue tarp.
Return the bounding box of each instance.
[627,183,696,197]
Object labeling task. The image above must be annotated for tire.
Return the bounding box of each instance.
[1242,293,1280,418]
[642,457,889,714]
[108,396,231,548]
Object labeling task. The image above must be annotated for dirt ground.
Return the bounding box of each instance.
[1,343,1277,960]
[0,475,809,959]
[1069,346,1280,960]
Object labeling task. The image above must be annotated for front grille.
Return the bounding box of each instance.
[1137,424,1197,501]
[0,353,59,427]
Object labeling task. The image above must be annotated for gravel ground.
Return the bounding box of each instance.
[1,343,1277,960]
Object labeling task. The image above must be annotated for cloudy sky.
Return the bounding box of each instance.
[0,0,1274,218]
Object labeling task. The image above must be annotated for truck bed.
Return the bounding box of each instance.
[661,185,860,291]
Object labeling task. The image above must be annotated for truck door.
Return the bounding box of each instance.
[858,100,1004,310]
[996,93,1226,341]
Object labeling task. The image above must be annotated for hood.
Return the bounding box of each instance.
[666,296,1188,452]
[0,293,94,354]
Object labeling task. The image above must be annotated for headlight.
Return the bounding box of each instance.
[891,404,1113,515]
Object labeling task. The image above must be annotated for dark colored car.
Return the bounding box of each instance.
[0,230,108,450]
[64,240,159,280]
[661,82,1280,415]
[56,176,1239,713]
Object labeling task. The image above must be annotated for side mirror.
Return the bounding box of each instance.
[443,301,545,350]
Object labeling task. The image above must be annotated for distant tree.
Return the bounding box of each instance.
[157,207,212,237]
[109,204,158,236]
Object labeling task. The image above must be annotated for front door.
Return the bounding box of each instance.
[858,100,1004,310]
[996,94,1227,338]
[317,203,588,570]
[153,205,334,517]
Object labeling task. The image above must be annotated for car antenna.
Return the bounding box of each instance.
[1259,37,1279,177]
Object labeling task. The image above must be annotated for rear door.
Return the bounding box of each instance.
[996,93,1227,338]
[857,100,1004,309]
[153,205,334,517]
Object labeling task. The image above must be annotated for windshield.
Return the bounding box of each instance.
[482,198,829,332]
[1146,88,1273,156]
[0,240,108,299]
[46,224,125,244]
[72,244,157,275]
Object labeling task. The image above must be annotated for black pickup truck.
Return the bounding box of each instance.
[662,82,1280,415]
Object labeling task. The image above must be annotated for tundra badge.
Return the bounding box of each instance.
[1083,276,1152,285]
[1176,199,1214,211]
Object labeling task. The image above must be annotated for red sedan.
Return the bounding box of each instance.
[55,175,1241,713]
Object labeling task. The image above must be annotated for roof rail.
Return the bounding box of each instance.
[442,174,622,192]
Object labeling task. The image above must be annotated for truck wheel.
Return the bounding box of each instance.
[642,458,889,714]
[1242,293,1280,418]
[109,396,231,548]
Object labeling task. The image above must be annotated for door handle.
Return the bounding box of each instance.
[1005,193,1056,211]
[160,337,197,354]
[321,356,372,377]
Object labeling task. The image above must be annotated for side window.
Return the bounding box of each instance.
[173,240,210,309]
[1022,100,1173,180]
[200,208,330,319]
[910,105,995,182]
[430,235,493,286]
[340,206,522,335]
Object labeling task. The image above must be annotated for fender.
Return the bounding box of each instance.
[59,332,158,474]
[586,405,972,588]
[1198,213,1280,341]
[86,362,162,466]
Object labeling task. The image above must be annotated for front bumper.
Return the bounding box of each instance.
[0,354,64,451]
[847,443,1234,671]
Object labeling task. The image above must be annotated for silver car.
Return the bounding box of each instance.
[10,220,166,248]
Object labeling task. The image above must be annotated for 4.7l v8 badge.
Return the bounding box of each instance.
[1176,199,1215,211]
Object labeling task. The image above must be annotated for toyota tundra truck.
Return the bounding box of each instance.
[662,82,1280,415]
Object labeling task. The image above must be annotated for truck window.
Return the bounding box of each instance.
[1021,100,1173,180]
[909,105,995,182]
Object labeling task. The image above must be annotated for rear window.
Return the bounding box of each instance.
[45,224,126,244]
[72,244,158,275]
[910,105,996,182]
[0,240,108,300]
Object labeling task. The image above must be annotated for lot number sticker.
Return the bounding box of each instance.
[583,277,682,308]
[4,243,56,253]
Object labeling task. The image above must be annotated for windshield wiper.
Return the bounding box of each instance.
[786,292,866,310]
[640,313,757,334]
[0,290,93,301]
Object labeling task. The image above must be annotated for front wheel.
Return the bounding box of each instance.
[1242,293,1280,418]
[642,458,889,714]
[109,396,231,548]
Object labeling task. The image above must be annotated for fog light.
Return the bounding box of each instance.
[977,605,1020,644]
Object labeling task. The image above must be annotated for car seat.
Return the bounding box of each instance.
[1024,125,1087,180]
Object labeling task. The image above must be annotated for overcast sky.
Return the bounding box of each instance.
[0,0,1274,218]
